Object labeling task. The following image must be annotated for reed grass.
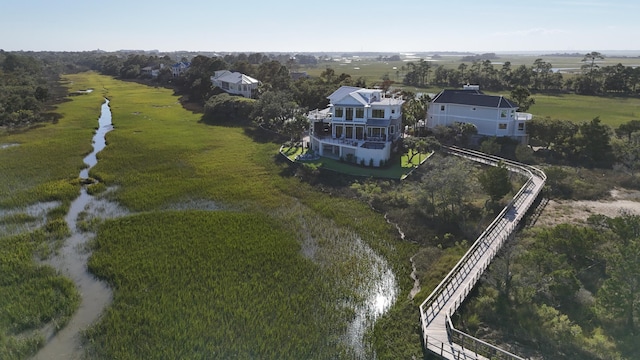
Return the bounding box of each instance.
[2,72,423,359]
[0,231,79,359]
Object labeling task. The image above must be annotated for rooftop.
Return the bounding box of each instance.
[432,89,517,109]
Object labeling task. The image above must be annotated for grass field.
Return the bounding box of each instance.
[1,72,421,359]
[529,93,640,126]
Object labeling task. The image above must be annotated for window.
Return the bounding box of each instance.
[440,105,445,111]
[390,126,395,134]
[499,123,507,130]
[372,109,385,118]
[501,110,507,118]
[355,108,364,119]
[346,107,353,121]
[518,123,525,131]
[391,109,396,114]
[334,107,343,118]
[335,126,343,138]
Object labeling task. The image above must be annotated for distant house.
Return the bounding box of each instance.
[141,66,160,78]
[210,70,260,98]
[290,71,309,81]
[426,85,532,143]
[308,86,404,167]
[171,61,190,77]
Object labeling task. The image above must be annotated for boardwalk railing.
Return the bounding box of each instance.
[419,146,546,359]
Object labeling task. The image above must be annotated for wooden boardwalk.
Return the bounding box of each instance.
[419,146,546,360]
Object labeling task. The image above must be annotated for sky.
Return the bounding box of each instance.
[1,0,639,54]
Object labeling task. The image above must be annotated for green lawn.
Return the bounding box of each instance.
[529,93,640,127]
[283,146,430,179]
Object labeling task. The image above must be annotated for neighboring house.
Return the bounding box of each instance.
[426,85,532,143]
[308,86,404,167]
[171,61,190,77]
[210,70,260,98]
[141,66,160,78]
[290,71,309,81]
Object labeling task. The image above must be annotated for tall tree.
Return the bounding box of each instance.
[510,86,535,112]
[478,161,512,203]
[251,90,301,129]
[580,51,605,94]
[577,117,613,166]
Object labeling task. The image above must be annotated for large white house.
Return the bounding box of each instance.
[308,86,404,167]
[211,70,260,98]
[426,85,532,143]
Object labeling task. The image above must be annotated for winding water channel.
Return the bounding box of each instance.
[34,99,114,360]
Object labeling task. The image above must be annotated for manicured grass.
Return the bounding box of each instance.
[529,93,640,127]
[284,146,430,179]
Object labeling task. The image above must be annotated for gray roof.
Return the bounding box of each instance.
[432,89,517,109]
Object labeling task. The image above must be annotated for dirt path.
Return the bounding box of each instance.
[536,188,640,227]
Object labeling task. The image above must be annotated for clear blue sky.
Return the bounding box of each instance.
[2,0,638,54]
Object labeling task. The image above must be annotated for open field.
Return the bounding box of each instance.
[0,73,421,359]
[529,93,640,126]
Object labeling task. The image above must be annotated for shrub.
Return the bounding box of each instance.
[202,93,256,125]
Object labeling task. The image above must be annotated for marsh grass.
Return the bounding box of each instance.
[0,72,108,208]
[86,210,351,359]
[0,231,80,359]
[2,72,423,359]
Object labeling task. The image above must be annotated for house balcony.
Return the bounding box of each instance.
[311,133,391,144]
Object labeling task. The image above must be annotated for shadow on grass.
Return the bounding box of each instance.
[243,126,288,144]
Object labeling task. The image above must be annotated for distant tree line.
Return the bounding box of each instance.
[403,51,640,96]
